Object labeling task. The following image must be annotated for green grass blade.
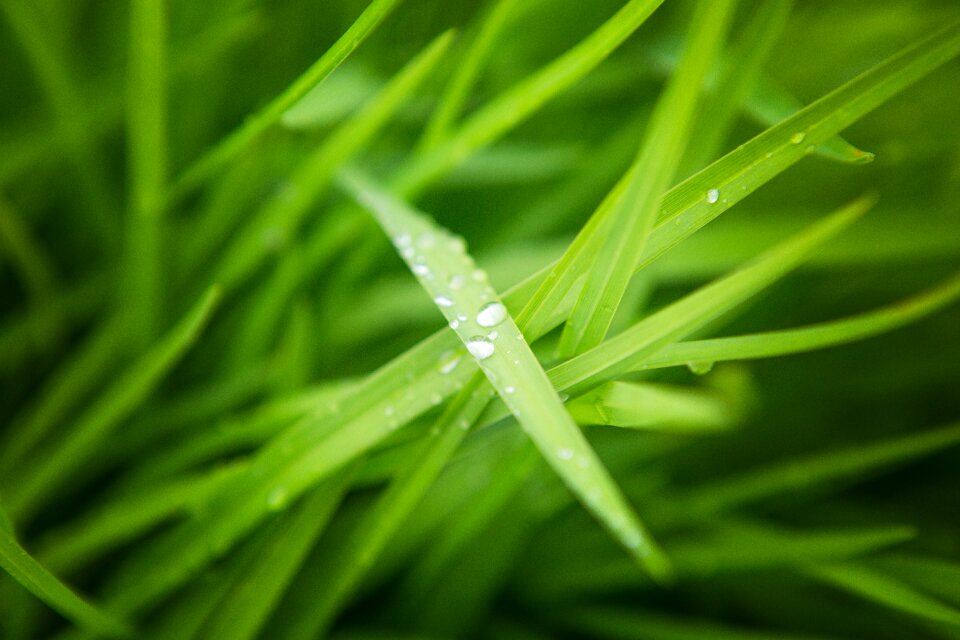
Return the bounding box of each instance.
[746,75,874,164]
[807,563,960,627]
[168,0,405,198]
[5,287,221,521]
[634,270,960,371]
[195,470,354,640]
[343,168,672,580]
[209,29,454,292]
[0,196,57,302]
[558,0,736,357]
[392,0,667,194]
[124,0,168,345]
[668,422,960,519]
[680,0,793,174]
[417,0,519,152]
[0,504,133,638]
[871,555,960,606]
[567,381,739,432]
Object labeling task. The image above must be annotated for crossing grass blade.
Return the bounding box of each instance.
[807,563,960,627]
[168,0,405,199]
[5,287,221,521]
[558,0,736,357]
[343,167,673,580]
[0,504,133,638]
[0,197,57,302]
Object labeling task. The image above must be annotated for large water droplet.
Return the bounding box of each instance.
[466,336,495,360]
[707,188,720,204]
[434,295,453,307]
[476,301,507,328]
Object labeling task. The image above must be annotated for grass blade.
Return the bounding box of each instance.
[0,505,132,638]
[0,196,57,302]
[807,563,960,627]
[558,0,736,357]
[169,0,405,198]
[5,287,221,521]
[344,168,672,580]
[124,0,167,344]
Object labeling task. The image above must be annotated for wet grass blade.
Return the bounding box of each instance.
[0,505,133,638]
[169,0,405,198]
[5,287,221,521]
[558,0,735,357]
[343,168,673,580]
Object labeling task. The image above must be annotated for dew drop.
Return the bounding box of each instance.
[394,233,412,248]
[686,360,715,375]
[706,188,720,204]
[412,264,431,277]
[434,295,454,307]
[439,352,462,374]
[790,132,806,144]
[471,269,487,283]
[558,448,574,460]
[466,336,495,360]
[448,274,465,290]
[430,392,443,405]
[449,319,460,330]
[447,236,466,253]
[384,405,395,417]
[487,330,499,340]
[476,301,507,328]
[505,386,516,394]
[417,232,436,249]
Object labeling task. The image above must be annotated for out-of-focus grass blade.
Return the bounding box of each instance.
[746,75,874,164]
[807,563,960,627]
[872,555,960,606]
[0,197,57,302]
[558,0,735,357]
[209,29,453,292]
[417,0,519,152]
[194,470,354,640]
[5,287,221,521]
[567,381,738,432]
[561,605,847,640]
[0,504,132,638]
[124,0,167,344]
[665,422,960,520]
[169,0,405,198]
[393,0,667,194]
[680,0,793,174]
[343,168,672,580]
[37,464,244,574]
[633,271,960,371]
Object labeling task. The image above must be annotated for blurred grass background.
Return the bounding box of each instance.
[1,0,960,638]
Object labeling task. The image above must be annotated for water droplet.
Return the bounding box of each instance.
[266,487,289,511]
[805,144,817,154]
[457,313,468,322]
[447,236,466,253]
[706,188,720,204]
[439,352,462,374]
[394,233,412,248]
[505,386,515,394]
[487,330,499,340]
[434,295,453,307]
[384,405,395,417]
[471,269,487,282]
[558,448,574,460]
[401,247,415,259]
[466,336,495,360]
[458,418,471,430]
[476,301,507,328]
[449,319,460,330]
[412,264,431,277]
[417,232,436,248]
[686,361,714,375]
[790,132,806,144]
[430,392,443,405]
[448,274,465,290]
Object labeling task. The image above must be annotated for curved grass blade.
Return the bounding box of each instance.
[392,0,667,194]
[746,75,873,164]
[344,168,672,580]
[210,29,454,292]
[807,563,960,627]
[194,469,355,640]
[633,270,960,371]
[0,505,133,638]
[567,381,738,432]
[5,287,221,521]
[679,0,794,174]
[417,0,519,152]
[0,196,57,302]
[168,0,405,199]
[124,0,167,345]
[665,422,960,521]
[559,0,736,357]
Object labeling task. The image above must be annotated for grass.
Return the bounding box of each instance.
[1,1,959,638]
